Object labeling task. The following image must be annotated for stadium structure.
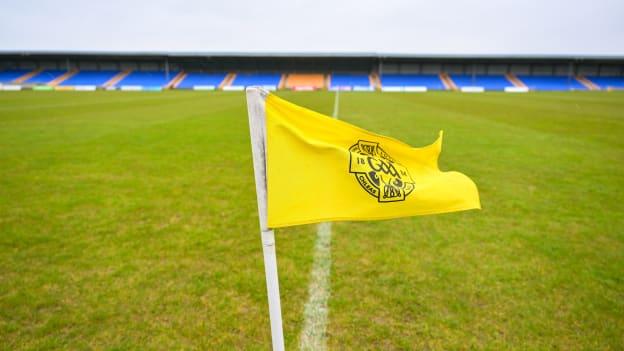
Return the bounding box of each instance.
[1,52,623,92]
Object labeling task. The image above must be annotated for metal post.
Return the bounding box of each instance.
[246,88,285,351]
[472,63,476,85]
[165,58,170,81]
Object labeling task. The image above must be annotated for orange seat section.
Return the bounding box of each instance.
[286,74,325,90]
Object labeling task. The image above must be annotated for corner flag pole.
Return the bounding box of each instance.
[246,87,285,351]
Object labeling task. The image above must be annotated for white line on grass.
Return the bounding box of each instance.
[298,91,339,351]
[332,90,340,118]
[298,222,332,351]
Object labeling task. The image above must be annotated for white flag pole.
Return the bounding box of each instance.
[246,87,285,351]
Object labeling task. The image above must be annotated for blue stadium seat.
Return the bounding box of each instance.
[60,71,119,86]
[24,70,66,84]
[231,73,281,88]
[176,72,227,89]
[451,75,512,91]
[116,71,178,88]
[517,75,586,91]
[586,76,624,90]
[380,74,445,90]
[0,69,30,83]
[330,73,371,90]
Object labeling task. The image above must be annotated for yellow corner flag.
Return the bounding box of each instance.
[248,88,480,229]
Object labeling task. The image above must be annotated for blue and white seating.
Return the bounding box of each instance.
[230,73,282,90]
[23,70,66,84]
[116,71,178,90]
[60,71,119,87]
[451,75,513,91]
[330,73,372,91]
[0,69,30,83]
[517,75,587,91]
[586,76,624,90]
[380,74,444,91]
[176,73,227,90]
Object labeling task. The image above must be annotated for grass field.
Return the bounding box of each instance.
[1,90,623,350]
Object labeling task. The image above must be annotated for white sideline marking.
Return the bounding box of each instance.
[299,223,332,351]
[299,91,339,351]
[332,90,340,118]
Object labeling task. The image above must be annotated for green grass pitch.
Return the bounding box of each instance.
[0,90,623,350]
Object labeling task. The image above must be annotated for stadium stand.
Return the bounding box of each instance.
[329,73,373,91]
[176,72,228,90]
[49,69,79,86]
[13,69,43,84]
[517,75,587,91]
[115,71,178,89]
[585,76,624,90]
[380,74,446,91]
[451,74,514,91]
[230,73,282,90]
[23,70,67,84]
[103,70,131,88]
[285,74,325,90]
[59,70,120,87]
[2,53,623,93]
[0,69,30,83]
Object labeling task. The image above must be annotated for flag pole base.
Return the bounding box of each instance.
[261,229,285,351]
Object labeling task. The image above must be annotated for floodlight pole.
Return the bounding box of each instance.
[165,58,170,81]
[246,87,285,351]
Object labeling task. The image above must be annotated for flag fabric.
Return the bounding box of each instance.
[261,92,480,228]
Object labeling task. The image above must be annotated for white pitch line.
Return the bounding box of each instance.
[298,222,332,351]
[298,91,339,351]
[332,90,340,118]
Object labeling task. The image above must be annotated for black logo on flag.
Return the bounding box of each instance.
[349,140,415,202]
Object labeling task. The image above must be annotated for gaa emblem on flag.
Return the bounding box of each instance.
[349,140,415,202]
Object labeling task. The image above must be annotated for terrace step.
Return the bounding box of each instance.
[439,73,458,91]
[48,69,79,87]
[103,70,132,88]
[278,74,287,89]
[165,71,187,89]
[576,75,600,91]
[370,73,382,90]
[219,73,236,89]
[505,73,527,88]
[13,68,43,83]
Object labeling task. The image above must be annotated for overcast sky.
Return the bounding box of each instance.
[0,0,622,56]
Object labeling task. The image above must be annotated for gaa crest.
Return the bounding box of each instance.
[349,140,415,202]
